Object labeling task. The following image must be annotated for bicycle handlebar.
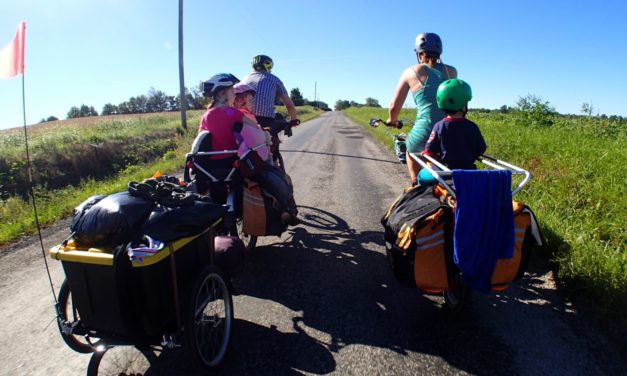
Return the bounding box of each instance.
[273,114,300,137]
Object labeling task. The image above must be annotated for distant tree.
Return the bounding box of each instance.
[290,88,305,106]
[146,88,169,113]
[364,97,381,107]
[515,94,556,127]
[130,95,148,113]
[167,95,180,112]
[78,104,97,117]
[499,105,509,113]
[580,102,594,117]
[187,86,205,110]
[101,103,118,115]
[305,100,330,111]
[40,115,59,123]
[334,100,350,111]
[67,106,81,119]
[349,100,362,108]
[117,102,131,114]
[608,115,623,123]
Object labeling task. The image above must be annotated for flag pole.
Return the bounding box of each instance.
[20,55,58,303]
[178,0,188,131]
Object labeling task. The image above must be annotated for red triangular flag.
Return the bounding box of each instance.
[0,22,26,79]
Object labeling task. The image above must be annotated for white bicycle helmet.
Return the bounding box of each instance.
[202,73,239,97]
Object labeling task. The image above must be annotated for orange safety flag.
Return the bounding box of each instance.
[0,22,26,79]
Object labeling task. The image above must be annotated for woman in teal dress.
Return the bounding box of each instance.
[387,33,457,185]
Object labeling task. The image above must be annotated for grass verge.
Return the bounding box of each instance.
[0,106,323,246]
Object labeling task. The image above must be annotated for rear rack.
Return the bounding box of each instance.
[409,153,532,199]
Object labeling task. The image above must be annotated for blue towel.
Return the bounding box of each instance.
[452,170,514,293]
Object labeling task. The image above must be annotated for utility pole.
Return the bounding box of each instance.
[178,0,188,131]
[314,81,317,108]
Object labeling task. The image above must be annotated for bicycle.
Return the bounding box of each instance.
[266,112,300,172]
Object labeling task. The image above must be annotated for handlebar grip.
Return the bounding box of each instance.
[289,119,300,126]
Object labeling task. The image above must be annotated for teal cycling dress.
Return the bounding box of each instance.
[406,65,447,153]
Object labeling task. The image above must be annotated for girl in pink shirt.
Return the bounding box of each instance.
[233,83,298,225]
[233,83,271,162]
[199,74,259,159]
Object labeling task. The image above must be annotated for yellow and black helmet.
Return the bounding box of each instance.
[251,55,274,72]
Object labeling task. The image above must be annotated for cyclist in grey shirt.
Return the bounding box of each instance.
[241,55,298,130]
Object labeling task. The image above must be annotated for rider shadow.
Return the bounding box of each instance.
[228,206,521,375]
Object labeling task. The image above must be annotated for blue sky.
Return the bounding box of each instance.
[1,0,626,129]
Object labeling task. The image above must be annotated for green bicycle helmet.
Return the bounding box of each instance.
[252,55,274,72]
[436,79,472,111]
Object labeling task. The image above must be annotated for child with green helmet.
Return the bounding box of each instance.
[423,79,486,171]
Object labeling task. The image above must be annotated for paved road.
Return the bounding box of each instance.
[0,111,625,375]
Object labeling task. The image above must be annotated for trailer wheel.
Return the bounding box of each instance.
[56,279,101,353]
[185,266,233,372]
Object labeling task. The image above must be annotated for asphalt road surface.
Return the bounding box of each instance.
[0,111,625,375]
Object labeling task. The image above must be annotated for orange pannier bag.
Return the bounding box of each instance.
[242,180,267,236]
[491,201,540,290]
[412,208,451,293]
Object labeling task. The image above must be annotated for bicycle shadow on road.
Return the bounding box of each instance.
[227,206,519,374]
[225,205,627,375]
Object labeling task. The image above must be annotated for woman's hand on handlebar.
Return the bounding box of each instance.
[289,119,300,127]
[369,118,403,129]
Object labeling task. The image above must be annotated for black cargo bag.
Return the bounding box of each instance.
[71,192,155,249]
[381,185,450,288]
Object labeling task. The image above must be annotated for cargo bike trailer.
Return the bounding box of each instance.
[385,152,540,311]
[50,219,233,375]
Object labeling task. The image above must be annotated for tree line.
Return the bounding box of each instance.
[60,85,207,120]
[334,97,381,111]
[38,86,330,123]
[288,88,330,111]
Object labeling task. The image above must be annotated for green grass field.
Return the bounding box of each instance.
[345,106,627,318]
[0,106,322,246]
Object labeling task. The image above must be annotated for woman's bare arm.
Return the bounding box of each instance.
[388,69,412,123]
